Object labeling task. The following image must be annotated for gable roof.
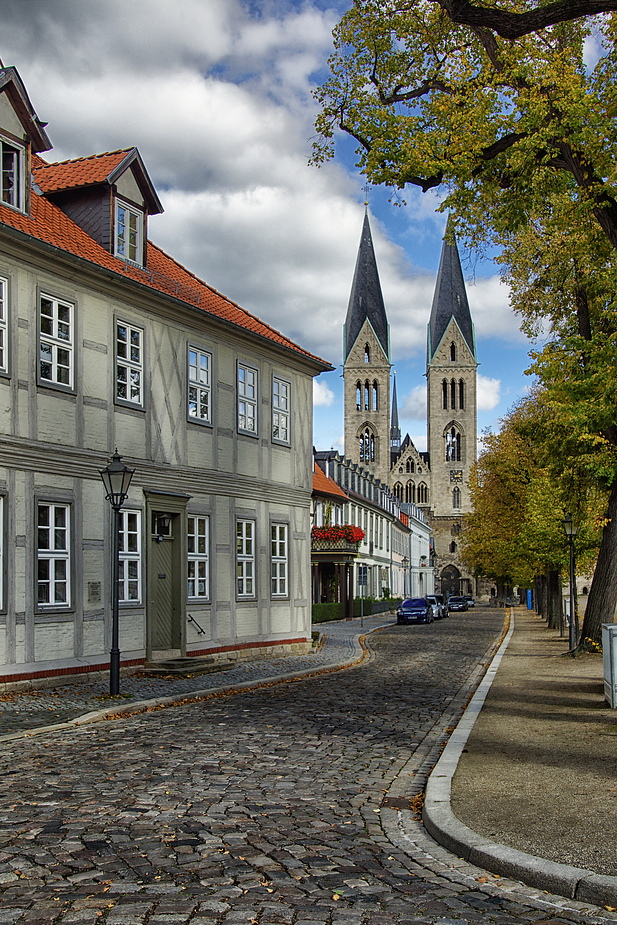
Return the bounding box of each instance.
[33,148,164,215]
[344,213,389,362]
[427,219,476,363]
[0,174,331,371]
[312,463,348,500]
[0,66,52,152]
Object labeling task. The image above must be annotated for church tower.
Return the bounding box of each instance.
[426,221,478,595]
[343,213,391,484]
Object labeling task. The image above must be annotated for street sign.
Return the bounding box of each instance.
[358,565,368,586]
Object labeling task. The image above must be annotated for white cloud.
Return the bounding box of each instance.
[0,0,527,407]
[401,384,427,421]
[313,378,335,407]
[477,374,501,411]
[467,275,525,343]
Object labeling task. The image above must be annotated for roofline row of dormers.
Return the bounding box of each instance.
[314,449,427,526]
[0,64,331,374]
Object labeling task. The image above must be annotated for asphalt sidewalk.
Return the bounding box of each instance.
[424,606,617,908]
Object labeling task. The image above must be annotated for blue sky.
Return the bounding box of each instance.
[0,0,534,452]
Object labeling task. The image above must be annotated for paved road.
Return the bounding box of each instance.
[0,610,614,925]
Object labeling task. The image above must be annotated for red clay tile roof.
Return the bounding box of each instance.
[0,176,331,369]
[32,149,134,193]
[313,464,348,499]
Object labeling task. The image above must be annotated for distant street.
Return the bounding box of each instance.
[0,610,611,925]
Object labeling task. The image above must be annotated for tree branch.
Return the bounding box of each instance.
[431,0,617,40]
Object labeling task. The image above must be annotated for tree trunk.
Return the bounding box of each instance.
[534,575,543,616]
[578,478,617,649]
[536,574,547,620]
[546,569,562,630]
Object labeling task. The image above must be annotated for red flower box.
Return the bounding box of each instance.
[311,525,365,544]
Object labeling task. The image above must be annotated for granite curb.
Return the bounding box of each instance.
[422,611,617,908]
[0,618,389,745]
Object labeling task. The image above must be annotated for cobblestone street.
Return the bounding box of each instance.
[0,610,614,925]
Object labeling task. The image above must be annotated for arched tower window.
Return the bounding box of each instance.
[372,380,379,410]
[452,487,461,509]
[394,482,403,501]
[442,379,448,409]
[445,427,461,462]
[450,342,456,361]
[405,481,415,503]
[364,381,370,411]
[359,427,375,463]
[450,541,457,553]
[417,482,429,504]
[459,379,465,409]
[364,343,370,363]
[450,379,457,410]
[356,381,362,411]
[406,459,415,473]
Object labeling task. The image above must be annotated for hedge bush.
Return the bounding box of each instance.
[312,599,402,623]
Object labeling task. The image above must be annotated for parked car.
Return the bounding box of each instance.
[426,594,446,619]
[463,594,475,608]
[396,598,434,624]
[435,593,449,616]
[447,596,469,612]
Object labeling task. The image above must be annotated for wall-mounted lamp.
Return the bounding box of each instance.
[155,513,172,543]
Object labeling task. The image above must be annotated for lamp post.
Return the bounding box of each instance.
[562,512,578,651]
[402,556,409,597]
[99,450,135,695]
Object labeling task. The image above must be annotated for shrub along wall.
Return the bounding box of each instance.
[312,600,401,623]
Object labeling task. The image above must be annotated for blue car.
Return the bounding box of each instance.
[397,597,434,624]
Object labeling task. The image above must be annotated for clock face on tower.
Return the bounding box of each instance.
[450,469,463,484]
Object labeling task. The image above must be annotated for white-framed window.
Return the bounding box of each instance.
[0,276,7,374]
[188,515,209,599]
[37,502,70,607]
[39,294,74,388]
[238,363,258,434]
[115,200,143,265]
[116,321,144,406]
[1,136,24,211]
[188,346,212,424]
[118,509,141,603]
[272,376,290,444]
[237,519,255,598]
[271,523,288,598]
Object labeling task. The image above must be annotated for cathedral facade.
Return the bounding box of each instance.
[343,214,478,598]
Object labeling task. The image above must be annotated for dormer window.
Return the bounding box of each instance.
[1,135,25,212]
[115,200,143,265]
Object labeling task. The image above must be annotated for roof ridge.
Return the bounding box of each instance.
[34,148,134,170]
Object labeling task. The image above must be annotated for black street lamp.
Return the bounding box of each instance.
[562,512,578,651]
[402,556,409,597]
[99,450,135,695]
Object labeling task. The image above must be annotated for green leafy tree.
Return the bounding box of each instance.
[462,397,603,632]
[314,2,617,645]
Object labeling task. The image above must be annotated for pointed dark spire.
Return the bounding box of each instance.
[344,213,389,362]
[390,372,401,453]
[427,219,476,362]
